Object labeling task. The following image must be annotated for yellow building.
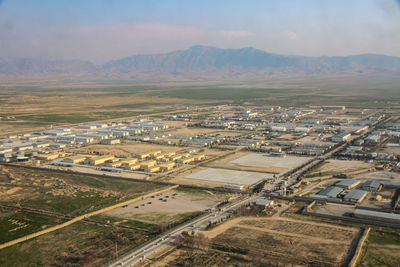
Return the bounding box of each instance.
[150,150,162,156]
[146,166,160,173]
[86,155,115,165]
[170,154,184,162]
[140,160,156,169]
[37,153,59,160]
[194,154,205,161]
[153,154,165,160]
[128,164,141,171]
[120,158,138,166]
[110,161,123,168]
[137,152,151,160]
[63,155,89,164]
[159,162,175,172]
[179,157,195,164]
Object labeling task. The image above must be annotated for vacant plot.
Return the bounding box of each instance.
[185,167,272,186]
[0,221,152,267]
[104,188,227,226]
[205,151,311,173]
[202,216,358,266]
[0,165,163,216]
[310,159,371,176]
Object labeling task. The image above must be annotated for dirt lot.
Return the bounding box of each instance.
[157,215,359,267]
[354,170,400,182]
[104,189,228,225]
[205,151,311,174]
[309,159,372,176]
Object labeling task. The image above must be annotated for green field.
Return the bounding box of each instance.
[0,221,152,267]
[0,166,164,216]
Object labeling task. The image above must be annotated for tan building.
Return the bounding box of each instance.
[159,162,175,172]
[119,158,138,166]
[63,155,89,164]
[128,164,141,171]
[86,155,115,165]
[140,160,156,170]
[37,153,59,160]
[146,166,160,173]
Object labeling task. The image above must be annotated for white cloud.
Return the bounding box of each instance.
[282,31,299,41]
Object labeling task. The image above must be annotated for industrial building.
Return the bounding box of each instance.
[331,132,351,142]
[361,180,382,191]
[353,209,400,224]
[254,198,274,207]
[336,179,360,189]
[317,186,343,198]
[343,189,368,203]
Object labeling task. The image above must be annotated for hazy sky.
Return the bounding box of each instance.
[0,0,399,63]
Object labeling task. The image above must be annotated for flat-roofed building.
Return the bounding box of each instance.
[318,186,343,198]
[37,153,59,160]
[159,162,175,172]
[86,155,115,165]
[344,189,368,203]
[146,166,160,173]
[140,160,156,170]
[353,209,400,224]
[128,164,141,171]
[63,155,89,164]
[137,152,151,160]
[362,180,382,191]
[101,138,120,145]
[119,158,138,166]
[336,179,360,189]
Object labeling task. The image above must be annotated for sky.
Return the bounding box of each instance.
[0,0,399,63]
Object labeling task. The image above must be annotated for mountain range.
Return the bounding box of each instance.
[1,46,400,81]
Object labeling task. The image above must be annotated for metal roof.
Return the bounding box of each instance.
[354,209,400,222]
[318,186,343,198]
[344,189,367,200]
[336,179,360,188]
[362,180,381,190]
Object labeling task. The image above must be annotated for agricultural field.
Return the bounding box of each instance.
[0,165,164,216]
[0,221,153,267]
[205,151,311,174]
[358,229,400,266]
[0,208,62,244]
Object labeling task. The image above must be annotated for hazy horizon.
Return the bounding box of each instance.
[0,0,400,63]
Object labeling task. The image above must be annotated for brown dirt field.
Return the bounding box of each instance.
[204,151,286,173]
[104,189,226,225]
[312,159,371,175]
[203,216,359,266]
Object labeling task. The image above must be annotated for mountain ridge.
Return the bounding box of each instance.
[1,45,399,81]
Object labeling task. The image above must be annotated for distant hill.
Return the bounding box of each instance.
[1,46,400,81]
